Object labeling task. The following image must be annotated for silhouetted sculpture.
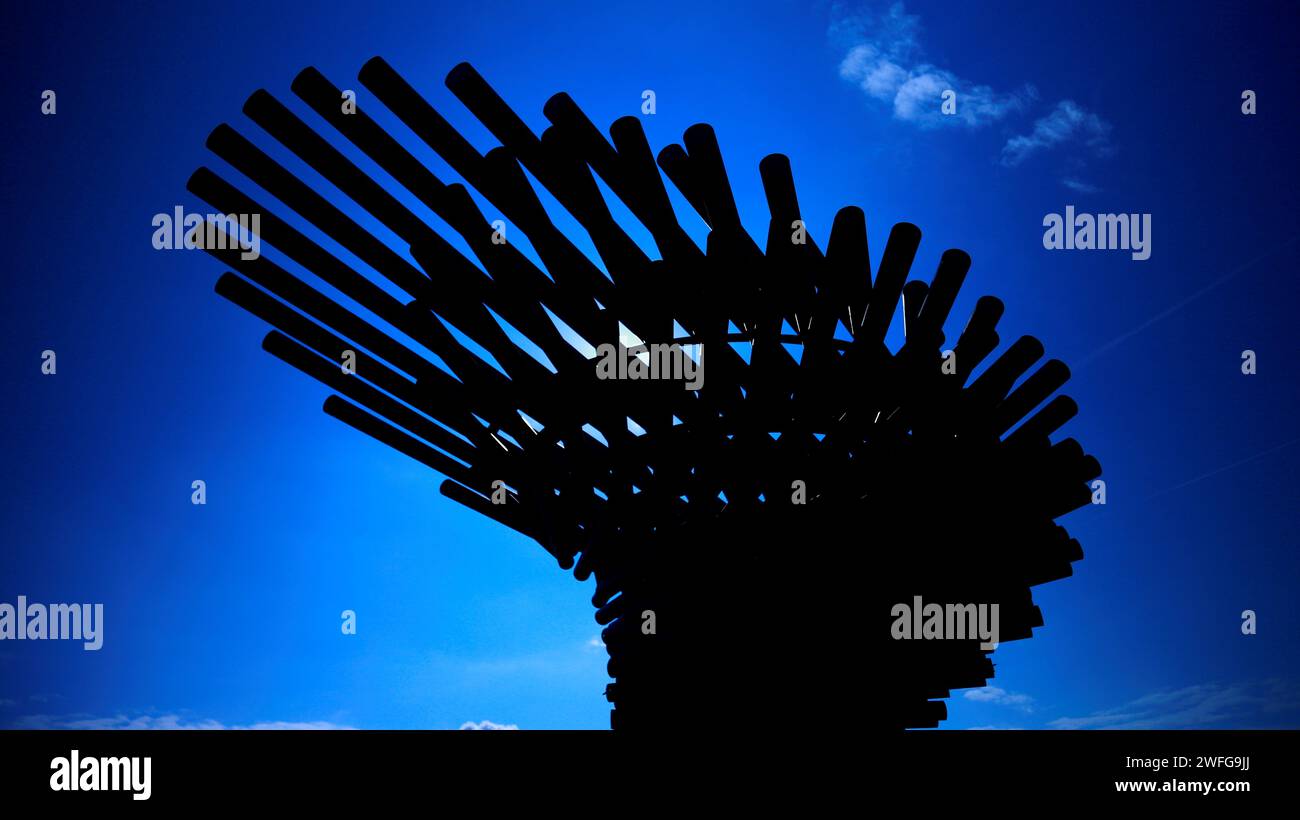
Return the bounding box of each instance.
[188,60,1100,730]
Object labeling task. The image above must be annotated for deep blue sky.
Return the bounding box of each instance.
[1,0,1296,730]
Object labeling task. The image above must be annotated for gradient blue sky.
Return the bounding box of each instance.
[1,0,1297,730]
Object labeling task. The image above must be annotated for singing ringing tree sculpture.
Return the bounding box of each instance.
[187,58,1101,731]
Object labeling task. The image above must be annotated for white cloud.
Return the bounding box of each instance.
[834,2,1032,128]
[966,724,1024,730]
[1062,177,1100,193]
[1001,100,1113,166]
[1050,679,1300,730]
[832,2,1115,180]
[239,721,353,730]
[459,720,518,730]
[963,686,1034,712]
[12,713,353,730]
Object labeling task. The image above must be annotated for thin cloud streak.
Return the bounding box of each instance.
[11,713,354,730]
[1077,236,1300,367]
[1051,679,1300,729]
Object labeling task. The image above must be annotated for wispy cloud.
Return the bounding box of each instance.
[14,711,527,731]
[410,640,608,696]
[1062,177,1100,194]
[833,2,1033,128]
[12,713,353,730]
[1050,679,1300,729]
[831,3,1116,182]
[963,686,1034,712]
[1001,100,1113,167]
[459,720,519,730]
[966,724,1024,730]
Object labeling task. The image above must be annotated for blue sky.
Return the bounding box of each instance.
[1,0,1297,730]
